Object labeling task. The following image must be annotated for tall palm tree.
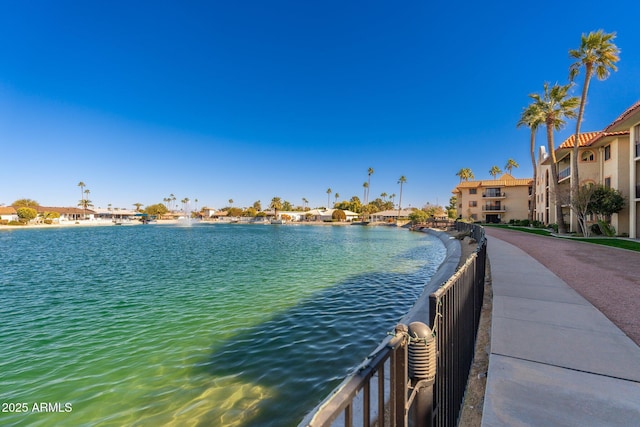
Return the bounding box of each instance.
[334,192,339,207]
[381,192,388,201]
[529,82,579,234]
[517,103,544,222]
[568,30,620,207]
[302,197,308,211]
[397,175,407,220]
[504,158,519,175]
[366,167,374,204]
[390,193,396,206]
[326,188,332,209]
[362,182,368,203]
[228,199,233,207]
[456,168,474,182]
[489,166,502,178]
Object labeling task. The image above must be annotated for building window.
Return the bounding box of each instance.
[635,124,640,158]
[469,188,477,195]
[469,201,477,207]
[580,150,595,162]
[604,145,611,161]
[604,177,611,188]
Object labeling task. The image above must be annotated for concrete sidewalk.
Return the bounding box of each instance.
[482,237,640,427]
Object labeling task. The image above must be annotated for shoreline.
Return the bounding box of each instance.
[0,219,408,231]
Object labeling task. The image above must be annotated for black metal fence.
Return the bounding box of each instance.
[299,222,487,427]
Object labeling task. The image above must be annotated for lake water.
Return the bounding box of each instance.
[0,223,445,426]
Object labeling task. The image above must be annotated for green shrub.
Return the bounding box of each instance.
[520,219,530,227]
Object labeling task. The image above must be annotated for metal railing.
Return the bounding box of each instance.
[482,205,505,211]
[482,191,505,198]
[429,223,486,427]
[558,167,571,180]
[300,222,487,427]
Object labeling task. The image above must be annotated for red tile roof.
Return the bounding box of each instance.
[0,206,17,215]
[557,132,601,149]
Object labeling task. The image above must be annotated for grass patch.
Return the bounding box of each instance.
[484,224,552,236]
[485,224,640,252]
[568,238,640,252]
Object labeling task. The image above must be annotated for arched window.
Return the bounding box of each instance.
[580,150,595,162]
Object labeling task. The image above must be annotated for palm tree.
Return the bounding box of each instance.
[326,188,332,209]
[270,197,282,219]
[228,199,234,207]
[529,82,579,234]
[517,103,544,222]
[362,182,368,202]
[456,168,474,182]
[568,30,620,208]
[133,203,143,212]
[390,193,396,206]
[397,175,407,220]
[489,166,502,178]
[84,189,90,219]
[366,167,374,204]
[302,197,308,211]
[381,192,388,201]
[77,181,86,218]
[334,192,339,207]
[504,158,519,175]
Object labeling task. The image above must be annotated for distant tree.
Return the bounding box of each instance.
[253,200,262,211]
[243,207,257,217]
[489,166,503,178]
[282,200,293,211]
[227,207,243,217]
[12,198,39,207]
[144,203,168,216]
[77,181,85,208]
[456,168,474,182]
[362,182,368,203]
[16,207,38,223]
[504,159,519,174]
[133,203,143,212]
[228,199,234,207]
[447,196,458,219]
[326,188,332,209]
[270,197,283,218]
[380,192,388,201]
[409,209,429,224]
[366,167,374,203]
[397,175,407,219]
[334,192,340,207]
[301,198,308,211]
[332,209,346,221]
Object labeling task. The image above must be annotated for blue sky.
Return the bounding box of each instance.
[1,1,639,211]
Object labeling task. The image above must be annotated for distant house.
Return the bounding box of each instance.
[305,208,359,222]
[369,208,416,222]
[93,208,138,221]
[0,206,18,222]
[36,206,95,222]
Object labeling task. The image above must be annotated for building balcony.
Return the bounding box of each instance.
[483,205,506,212]
[636,184,640,199]
[558,167,571,181]
[482,191,506,198]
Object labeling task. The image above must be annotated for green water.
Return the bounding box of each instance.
[0,224,445,426]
